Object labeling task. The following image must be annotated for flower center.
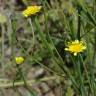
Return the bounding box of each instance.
[68,44,83,52]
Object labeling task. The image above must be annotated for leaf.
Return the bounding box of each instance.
[27,90,37,96]
[66,86,74,96]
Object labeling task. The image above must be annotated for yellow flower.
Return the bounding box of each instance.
[65,40,86,56]
[22,6,42,17]
[15,57,24,64]
[68,7,75,15]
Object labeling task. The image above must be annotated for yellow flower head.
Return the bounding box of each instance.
[22,6,42,17]
[15,57,24,64]
[65,40,86,56]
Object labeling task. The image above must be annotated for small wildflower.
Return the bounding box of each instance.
[15,57,24,64]
[22,6,42,17]
[65,40,86,56]
[68,7,75,15]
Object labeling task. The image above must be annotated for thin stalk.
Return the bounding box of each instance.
[43,8,70,73]
[15,38,65,78]
[27,18,35,53]
[42,5,68,73]
[79,54,94,95]
[34,17,79,91]
[34,17,66,73]
[11,17,17,65]
[93,26,96,94]
[70,55,79,80]
[85,11,96,26]
[34,59,65,77]
[1,24,5,77]
[80,27,96,38]
[1,24,6,96]
[15,65,36,96]
[77,6,82,40]
[90,29,96,95]
[40,0,51,9]
[86,33,95,95]
[13,79,21,96]
[43,9,79,91]
[76,55,86,96]
[0,76,56,88]
[78,1,96,26]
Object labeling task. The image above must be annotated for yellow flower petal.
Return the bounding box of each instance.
[65,40,86,56]
[15,57,24,64]
[74,53,77,56]
[65,48,68,51]
[22,6,42,17]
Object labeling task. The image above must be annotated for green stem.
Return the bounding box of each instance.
[79,54,94,95]
[76,55,86,96]
[15,65,36,96]
[78,1,96,26]
[1,24,5,77]
[27,18,35,53]
[77,6,82,40]
[2,76,56,88]
[34,17,79,91]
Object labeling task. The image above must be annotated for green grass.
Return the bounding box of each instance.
[0,0,96,95]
